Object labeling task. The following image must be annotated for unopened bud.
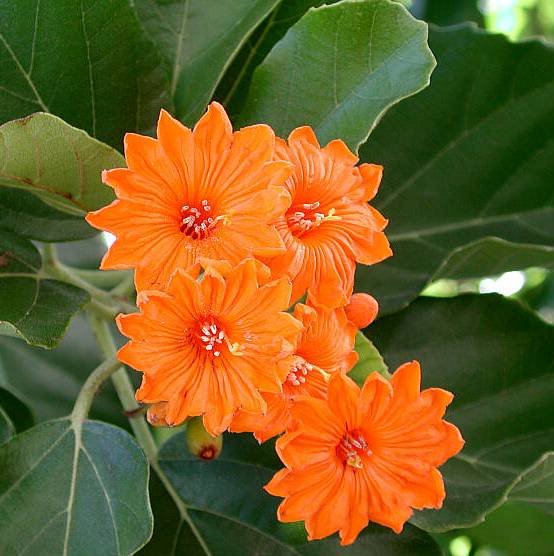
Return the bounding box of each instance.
[146,402,169,427]
[345,293,379,329]
[186,416,223,460]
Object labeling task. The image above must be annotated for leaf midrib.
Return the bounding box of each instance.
[377,69,554,212]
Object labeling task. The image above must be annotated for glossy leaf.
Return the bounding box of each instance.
[357,26,554,314]
[0,189,97,242]
[368,294,554,531]
[239,0,435,150]
[134,0,279,125]
[348,331,389,386]
[148,432,442,555]
[0,230,89,348]
[0,418,152,555]
[216,0,340,116]
[0,0,171,148]
[0,113,122,217]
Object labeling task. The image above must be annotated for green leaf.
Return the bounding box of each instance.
[0,315,128,427]
[510,452,554,516]
[0,385,34,433]
[432,238,554,282]
[0,113,122,217]
[420,0,484,27]
[368,294,554,531]
[238,0,435,151]
[0,188,97,242]
[0,0,171,148]
[463,502,554,556]
[0,385,34,446]
[134,0,280,125]
[0,405,14,445]
[348,331,390,386]
[216,0,340,117]
[147,431,442,554]
[0,230,89,348]
[357,26,554,314]
[0,418,152,555]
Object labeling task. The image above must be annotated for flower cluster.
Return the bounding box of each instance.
[87,103,464,545]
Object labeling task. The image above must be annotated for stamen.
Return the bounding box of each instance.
[286,201,341,238]
[286,359,313,387]
[337,430,372,469]
[198,320,226,355]
[179,199,220,239]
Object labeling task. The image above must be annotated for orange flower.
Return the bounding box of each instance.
[231,303,357,442]
[86,103,292,291]
[265,127,392,308]
[116,259,302,436]
[265,362,464,545]
[345,293,379,329]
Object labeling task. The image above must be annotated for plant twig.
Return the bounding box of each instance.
[86,311,211,555]
[71,356,120,423]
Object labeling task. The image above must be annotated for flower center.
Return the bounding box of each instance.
[286,201,340,238]
[194,318,243,358]
[180,199,218,239]
[286,359,314,386]
[198,320,226,357]
[337,430,372,469]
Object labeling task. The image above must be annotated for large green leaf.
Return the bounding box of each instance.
[0,230,89,348]
[0,188,97,242]
[238,0,435,151]
[431,238,554,282]
[0,113,122,217]
[134,0,280,125]
[0,418,152,555]
[509,452,554,516]
[0,315,128,427]
[144,432,442,555]
[215,0,340,117]
[357,26,554,314]
[464,502,554,556]
[368,294,554,531]
[0,0,171,148]
[0,385,33,445]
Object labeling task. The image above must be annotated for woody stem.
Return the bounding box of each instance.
[42,243,136,314]
[86,311,158,461]
[86,311,210,554]
[71,356,120,423]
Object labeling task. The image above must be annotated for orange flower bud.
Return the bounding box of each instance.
[186,417,223,460]
[146,402,169,427]
[345,293,379,329]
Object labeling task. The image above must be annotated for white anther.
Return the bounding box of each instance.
[214,351,220,357]
[302,201,320,210]
[205,344,213,351]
